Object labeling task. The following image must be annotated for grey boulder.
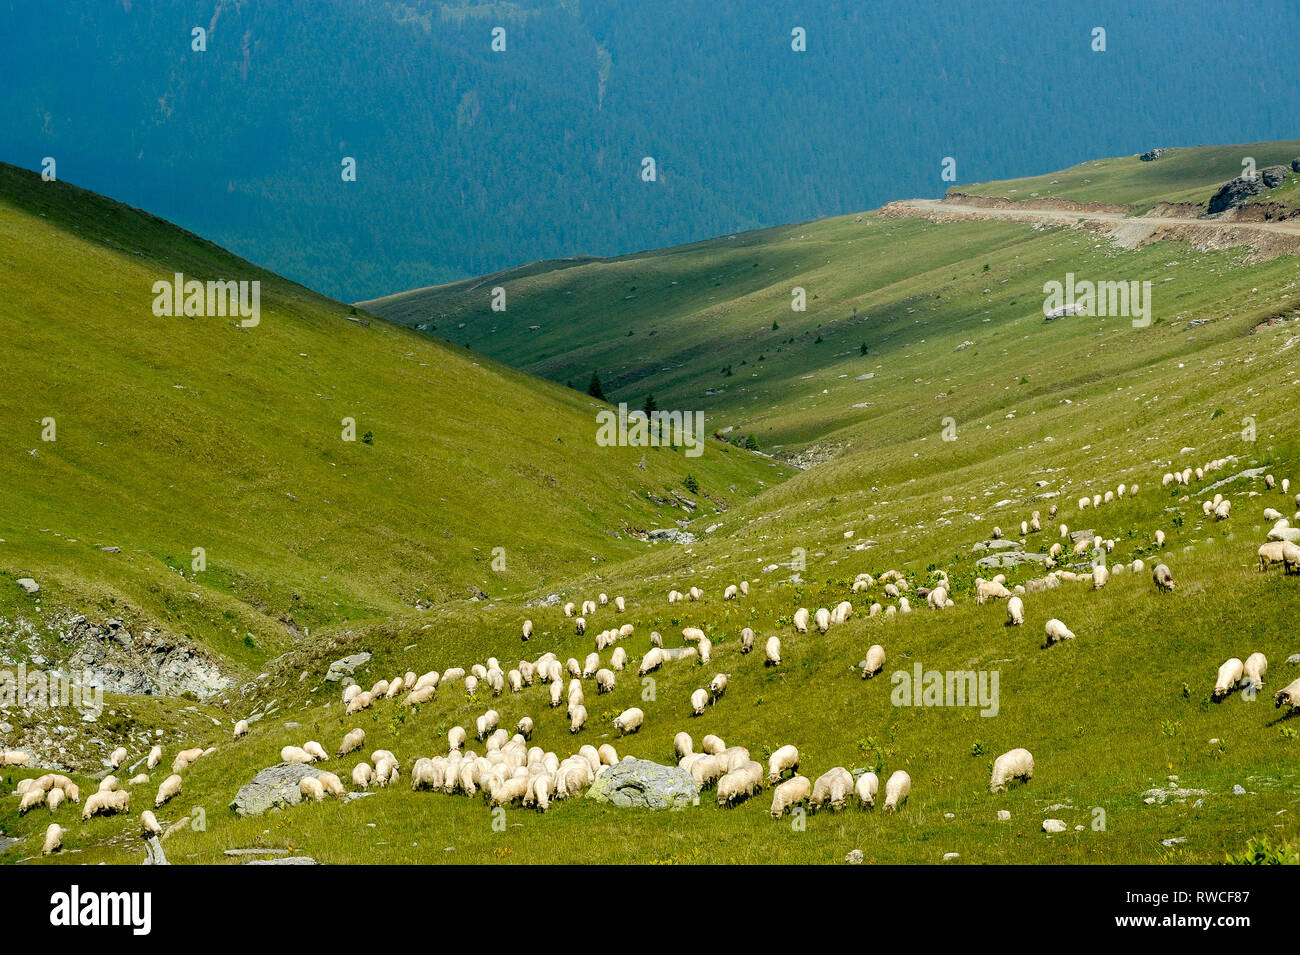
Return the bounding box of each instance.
[586,758,699,810]
[230,763,322,817]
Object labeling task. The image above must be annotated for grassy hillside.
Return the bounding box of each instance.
[953,140,1300,213]
[0,162,781,678]
[4,148,1300,866]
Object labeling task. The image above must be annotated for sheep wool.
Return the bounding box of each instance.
[1243,652,1268,691]
[614,707,644,735]
[765,636,782,667]
[767,744,799,783]
[1214,658,1245,700]
[1044,618,1075,645]
[154,774,183,807]
[855,771,879,808]
[1006,596,1025,626]
[810,767,853,811]
[770,775,812,818]
[691,688,709,716]
[989,748,1034,792]
[862,644,886,679]
[883,770,911,813]
[42,823,65,855]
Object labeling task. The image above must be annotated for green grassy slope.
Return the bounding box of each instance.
[0,163,781,675]
[4,149,1300,866]
[953,140,1300,213]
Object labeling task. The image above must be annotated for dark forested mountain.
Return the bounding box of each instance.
[4,0,1299,300]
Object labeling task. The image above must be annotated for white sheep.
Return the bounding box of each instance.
[675,732,694,759]
[793,608,809,633]
[702,734,726,755]
[765,636,781,667]
[1275,677,1300,710]
[1213,658,1244,700]
[300,776,325,802]
[82,789,129,820]
[303,741,328,762]
[989,748,1034,792]
[768,744,799,783]
[1153,563,1175,591]
[1243,652,1268,691]
[569,704,588,734]
[1044,618,1075,645]
[351,762,373,789]
[709,673,728,698]
[810,767,853,811]
[614,707,644,735]
[154,774,182,807]
[522,619,533,641]
[42,823,65,855]
[109,747,128,769]
[1006,596,1024,626]
[883,770,911,813]
[281,745,312,764]
[770,775,811,818]
[852,770,879,809]
[861,644,886,679]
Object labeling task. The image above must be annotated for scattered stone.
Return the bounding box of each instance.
[246,856,318,865]
[997,810,1011,821]
[16,578,39,594]
[223,848,291,856]
[230,763,322,817]
[1232,784,1247,796]
[585,759,699,810]
[1139,148,1168,162]
[1162,836,1188,847]
[1042,819,1067,833]
[324,652,371,683]
[943,852,960,861]
[844,849,863,865]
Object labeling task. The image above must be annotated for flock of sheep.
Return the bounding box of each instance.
[7,457,1299,859]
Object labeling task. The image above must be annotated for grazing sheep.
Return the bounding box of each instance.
[476,710,500,740]
[862,644,886,679]
[109,747,128,769]
[281,745,312,765]
[345,690,374,715]
[1259,541,1292,572]
[232,719,249,741]
[1244,652,1268,691]
[351,762,373,789]
[564,601,576,616]
[793,608,810,634]
[522,619,533,641]
[144,745,162,770]
[42,823,65,855]
[303,741,328,762]
[614,596,626,613]
[47,787,65,812]
[740,627,755,653]
[569,705,588,734]
[1044,618,1075,645]
[682,626,705,644]
[810,767,854,811]
[675,732,694,760]
[702,735,726,755]
[1266,474,1276,490]
[1275,678,1300,710]
[19,788,47,814]
[1214,658,1245,700]
[1214,500,1231,520]
[574,617,586,636]
[82,789,129,820]
[1006,596,1024,626]
[698,636,712,665]
[989,748,1034,792]
[154,774,182,807]
[770,775,812,818]
[595,668,616,694]
[724,584,738,600]
[1284,542,1300,575]
[614,707,644,735]
[831,600,853,625]
[1153,563,1175,592]
[448,726,466,751]
[317,771,344,797]
[582,600,597,615]
[883,770,911,813]
[582,652,600,679]
[855,771,880,809]
[300,776,325,802]
[765,636,782,667]
[768,744,799,783]
[717,761,764,806]
[710,673,728,698]
[638,647,665,675]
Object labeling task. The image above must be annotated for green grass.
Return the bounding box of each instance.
[952,140,1300,213]
[4,147,1300,865]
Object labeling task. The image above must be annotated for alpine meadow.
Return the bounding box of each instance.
[3,2,1300,913]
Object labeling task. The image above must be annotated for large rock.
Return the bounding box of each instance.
[325,652,371,683]
[586,759,699,810]
[230,763,322,816]
[1207,167,1290,214]
[16,578,39,594]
